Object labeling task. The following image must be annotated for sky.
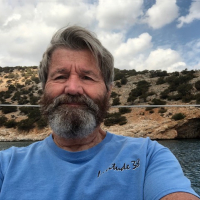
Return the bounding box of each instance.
[0,0,200,72]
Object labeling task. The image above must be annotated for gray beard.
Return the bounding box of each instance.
[42,94,101,139]
[48,105,97,139]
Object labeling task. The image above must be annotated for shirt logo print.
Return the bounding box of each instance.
[97,159,140,177]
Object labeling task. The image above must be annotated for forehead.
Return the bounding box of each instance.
[49,48,98,69]
[47,48,104,82]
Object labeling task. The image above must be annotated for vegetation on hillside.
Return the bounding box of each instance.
[0,66,200,130]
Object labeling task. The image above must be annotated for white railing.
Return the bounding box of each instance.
[0,104,200,108]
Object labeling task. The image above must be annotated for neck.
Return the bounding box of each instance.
[52,127,106,152]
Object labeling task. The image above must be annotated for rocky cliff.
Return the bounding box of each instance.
[1,67,200,141]
[104,107,200,139]
[1,106,200,141]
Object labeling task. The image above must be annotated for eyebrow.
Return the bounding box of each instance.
[81,69,97,76]
[80,69,101,79]
[50,68,68,78]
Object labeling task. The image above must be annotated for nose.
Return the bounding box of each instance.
[64,76,83,95]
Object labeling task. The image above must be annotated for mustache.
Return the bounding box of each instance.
[42,94,99,114]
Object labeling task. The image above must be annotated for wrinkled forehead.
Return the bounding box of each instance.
[49,47,99,69]
[49,46,99,67]
[47,48,103,79]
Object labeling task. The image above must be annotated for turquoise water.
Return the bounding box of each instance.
[0,139,199,195]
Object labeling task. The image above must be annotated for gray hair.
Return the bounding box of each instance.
[38,25,114,90]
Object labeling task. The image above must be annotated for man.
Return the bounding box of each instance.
[0,26,199,200]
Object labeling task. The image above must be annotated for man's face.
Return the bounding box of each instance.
[40,48,111,139]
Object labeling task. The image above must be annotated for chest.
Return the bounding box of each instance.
[0,155,145,200]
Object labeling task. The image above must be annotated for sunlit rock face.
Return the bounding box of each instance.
[1,107,200,141]
[1,67,200,141]
[103,107,200,140]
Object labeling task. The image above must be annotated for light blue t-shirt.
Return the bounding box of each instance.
[0,132,199,200]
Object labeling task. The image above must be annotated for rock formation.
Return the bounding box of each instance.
[0,106,200,141]
[1,67,200,141]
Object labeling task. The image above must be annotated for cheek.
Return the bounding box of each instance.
[45,83,64,98]
[89,88,108,103]
[85,87,104,99]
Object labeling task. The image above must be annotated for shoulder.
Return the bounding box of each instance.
[0,139,46,169]
[106,132,169,166]
[108,132,181,169]
[108,132,164,153]
[107,133,200,199]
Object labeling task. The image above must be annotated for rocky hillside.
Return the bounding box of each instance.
[0,66,200,141]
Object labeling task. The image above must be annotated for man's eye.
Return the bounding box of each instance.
[55,76,66,80]
[83,76,93,80]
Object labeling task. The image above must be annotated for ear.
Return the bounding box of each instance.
[107,84,113,98]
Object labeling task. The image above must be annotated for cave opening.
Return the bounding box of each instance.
[175,118,200,139]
